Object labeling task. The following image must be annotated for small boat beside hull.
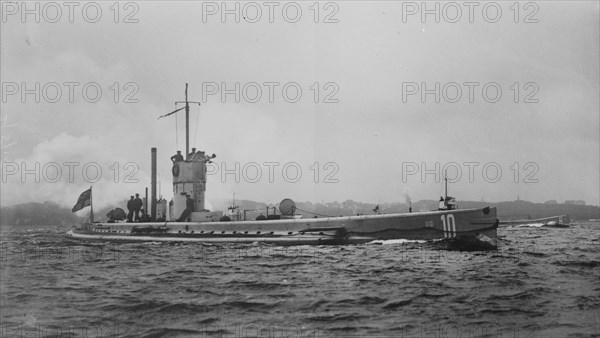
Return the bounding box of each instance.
[68,207,498,247]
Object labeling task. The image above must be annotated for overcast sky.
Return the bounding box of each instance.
[1,1,598,210]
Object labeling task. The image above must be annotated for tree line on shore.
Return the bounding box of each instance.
[1,199,598,226]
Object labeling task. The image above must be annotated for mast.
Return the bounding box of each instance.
[229,192,239,218]
[174,84,201,156]
[444,168,448,200]
[89,186,94,223]
[151,147,157,220]
[185,83,189,156]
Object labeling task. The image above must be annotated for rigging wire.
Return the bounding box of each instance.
[174,104,179,149]
[194,105,199,147]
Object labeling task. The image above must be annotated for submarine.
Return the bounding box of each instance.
[67,85,499,247]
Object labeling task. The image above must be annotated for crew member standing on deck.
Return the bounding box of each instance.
[171,151,184,162]
[140,209,151,222]
[445,196,456,210]
[438,197,446,210]
[187,148,196,160]
[177,194,195,222]
[134,193,143,221]
[126,196,135,222]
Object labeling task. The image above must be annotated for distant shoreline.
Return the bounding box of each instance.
[1,199,598,227]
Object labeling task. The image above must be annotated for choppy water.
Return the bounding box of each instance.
[1,222,598,337]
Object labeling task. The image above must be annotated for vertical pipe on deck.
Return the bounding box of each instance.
[145,187,149,217]
[151,147,157,220]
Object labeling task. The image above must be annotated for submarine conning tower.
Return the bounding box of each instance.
[170,150,222,222]
[160,84,222,222]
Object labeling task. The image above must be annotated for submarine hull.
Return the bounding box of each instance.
[68,207,498,247]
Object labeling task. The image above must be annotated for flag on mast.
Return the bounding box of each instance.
[72,188,92,212]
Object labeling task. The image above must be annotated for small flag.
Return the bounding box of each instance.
[158,106,185,119]
[72,188,92,212]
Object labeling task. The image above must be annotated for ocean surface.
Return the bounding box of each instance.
[1,221,598,337]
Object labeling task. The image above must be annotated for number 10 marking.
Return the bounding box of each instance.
[441,214,456,238]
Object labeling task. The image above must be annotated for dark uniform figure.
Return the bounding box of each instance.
[187,147,196,160]
[140,209,151,222]
[134,193,143,222]
[438,196,446,210]
[171,151,184,162]
[445,196,455,210]
[126,196,135,222]
[177,194,194,222]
